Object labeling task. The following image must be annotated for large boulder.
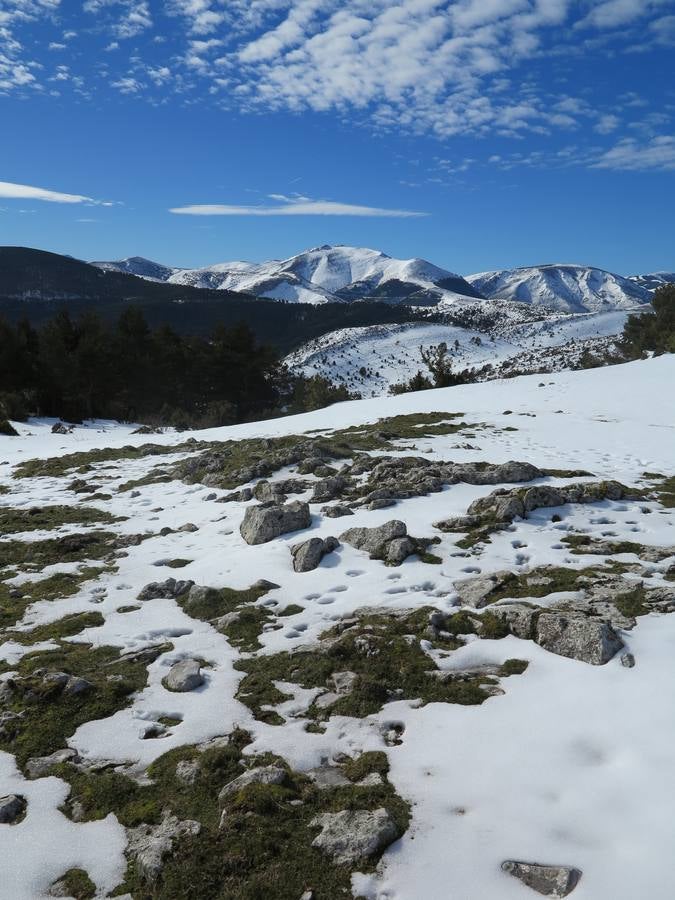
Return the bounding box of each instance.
[163,659,204,692]
[535,612,623,665]
[340,521,407,557]
[127,812,201,883]
[218,765,288,807]
[501,860,582,896]
[291,537,339,572]
[240,501,311,545]
[310,808,399,866]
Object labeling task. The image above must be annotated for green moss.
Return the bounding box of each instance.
[0,642,150,766]
[343,751,389,782]
[12,611,104,645]
[418,551,442,564]
[0,504,121,534]
[13,441,204,480]
[478,611,511,640]
[176,584,273,652]
[499,659,529,676]
[277,604,305,617]
[61,729,409,900]
[236,608,493,725]
[653,475,675,508]
[0,566,110,631]
[614,586,649,618]
[0,531,116,572]
[52,868,96,900]
[159,558,193,569]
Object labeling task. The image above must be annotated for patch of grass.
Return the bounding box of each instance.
[61,729,409,900]
[478,611,512,640]
[477,566,604,606]
[343,751,389,783]
[159,558,193,569]
[499,659,529,676]
[0,531,117,572]
[652,475,675,508]
[543,468,594,478]
[0,642,150,767]
[236,608,494,725]
[51,869,96,900]
[614,586,649,618]
[0,504,121,534]
[11,611,104,645]
[277,604,305,617]
[0,566,110,631]
[176,583,273,652]
[13,441,204,480]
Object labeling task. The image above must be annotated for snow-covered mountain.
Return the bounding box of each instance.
[93,245,483,305]
[90,255,176,282]
[629,271,675,294]
[467,264,652,313]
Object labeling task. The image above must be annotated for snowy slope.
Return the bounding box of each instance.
[286,306,639,397]
[1,357,674,899]
[467,264,652,313]
[629,271,675,293]
[94,245,482,305]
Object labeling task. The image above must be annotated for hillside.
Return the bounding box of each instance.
[467,263,652,313]
[1,356,674,899]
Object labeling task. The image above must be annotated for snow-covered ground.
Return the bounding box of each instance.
[0,356,674,899]
[286,308,638,397]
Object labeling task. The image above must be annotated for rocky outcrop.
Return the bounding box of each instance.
[218,765,288,806]
[240,501,311,545]
[501,860,582,896]
[163,659,204,692]
[127,812,201,883]
[437,480,637,535]
[310,808,399,865]
[291,536,339,572]
[454,570,517,608]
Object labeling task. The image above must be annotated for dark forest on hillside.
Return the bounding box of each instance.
[0,308,354,429]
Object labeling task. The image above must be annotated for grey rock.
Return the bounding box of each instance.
[163,659,204,692]
[330,670,358,695]
[310,808,398,865]
[485,603,537,638]
[183,584,220,612]
[384,536,417,565]
[26,748,79,778]
[312,476,347,503]
[218,765,288,806]
[501,860,582,896]
[357,772,384,787]
[535,612,623,665]
[340,520,406,556]
[322,504,354,518]
[127,812,201,883]
[252,578,281,592]
[177,522,199,532]
[314,691,340,710]
[621,652,636,668]
[176,759,200,785]
[240,501,311,545]
[291,536,339,572]
[307,766,351,790]
[454,571,516,608]
[369,498,396,510]
[0,794,26,824]
[138,578,194,602]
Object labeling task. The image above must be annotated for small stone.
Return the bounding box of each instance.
[0,794,26,824]
[314,691,340,710]
[26,748,79,778]
[218,765,288,806]
[307,766,351,790]
[176,759,200,785]
[127,812,201,883]
[621,652,636,668]
[501,860,582,896]
[330,670,358,695]
[163,659,204,692]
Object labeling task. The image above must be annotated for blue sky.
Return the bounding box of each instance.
[1,0,674,275]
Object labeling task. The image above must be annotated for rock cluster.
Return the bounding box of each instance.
[340,520,437,565]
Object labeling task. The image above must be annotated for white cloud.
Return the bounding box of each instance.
[592,135,675,170]
[0,180,97,204]
[595,113,620,133]
[170,198,428,217]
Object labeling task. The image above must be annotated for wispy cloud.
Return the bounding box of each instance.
[170,198,428,217]
[592,136,675,171]
[0,180,107,204]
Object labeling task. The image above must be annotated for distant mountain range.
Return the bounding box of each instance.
[92,245,484,307]
[92,245,667,314]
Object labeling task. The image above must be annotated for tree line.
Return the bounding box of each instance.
[0,308,354,429]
